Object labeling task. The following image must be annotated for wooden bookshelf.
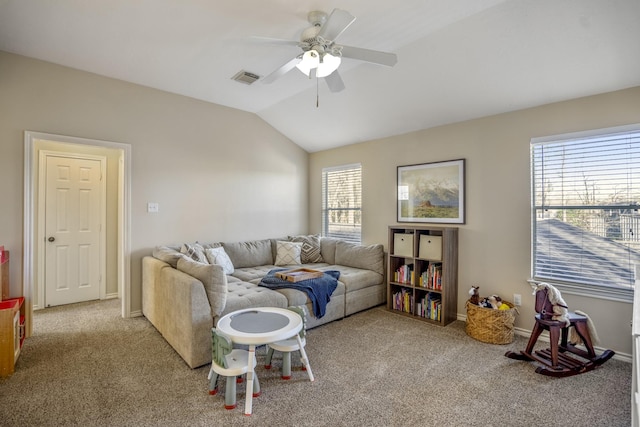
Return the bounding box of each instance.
[387,226,458,326]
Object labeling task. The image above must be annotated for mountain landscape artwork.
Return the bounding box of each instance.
[397,159,465,224]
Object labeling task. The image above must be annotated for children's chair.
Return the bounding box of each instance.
[264,306,310,380]
[208,328,260,409]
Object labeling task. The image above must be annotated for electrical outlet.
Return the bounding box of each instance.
[513,293,522,306]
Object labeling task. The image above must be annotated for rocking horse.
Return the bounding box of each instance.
[505,283,615,377]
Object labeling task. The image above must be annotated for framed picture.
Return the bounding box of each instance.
[397,159,465,224]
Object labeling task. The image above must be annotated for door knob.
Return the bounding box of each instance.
[48,236,55,242]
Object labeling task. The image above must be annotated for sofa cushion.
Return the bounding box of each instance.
[152,246,184,268]
[176,257,227,317]
[180,243,208,264]
[320,265,383,292]
[335,241,384,275]
[231,265,276,282]
[204,246,234,274]
[275,241,302,266]
[320,237,340,265]
[222,280,288,315]
[222,239,273,268]
[289,234,323,263]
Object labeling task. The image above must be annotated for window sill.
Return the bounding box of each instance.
[528,279,633,304]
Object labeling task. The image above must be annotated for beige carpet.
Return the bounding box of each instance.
[0,299,631,426]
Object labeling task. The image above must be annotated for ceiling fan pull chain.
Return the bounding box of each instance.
[316,73,320,108]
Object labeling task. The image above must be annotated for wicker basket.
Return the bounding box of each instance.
[465,300,518,344]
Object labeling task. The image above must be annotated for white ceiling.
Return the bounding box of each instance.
[1,0,639,152]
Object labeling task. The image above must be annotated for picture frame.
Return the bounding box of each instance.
[397,159,465,224]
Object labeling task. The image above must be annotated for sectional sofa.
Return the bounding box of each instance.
[141,235,385,368]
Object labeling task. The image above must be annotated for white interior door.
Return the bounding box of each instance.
[45,155,104,307]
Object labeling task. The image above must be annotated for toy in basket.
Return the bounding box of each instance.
[466,286,518,344]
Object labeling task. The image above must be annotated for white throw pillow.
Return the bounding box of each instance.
[275,241,302,266]
[204,246,235,275]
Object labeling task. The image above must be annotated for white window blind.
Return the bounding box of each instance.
[531,126,640,300]
[322,164,362,244]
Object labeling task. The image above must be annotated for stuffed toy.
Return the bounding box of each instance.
[488,295,502,310]
[468,286,480,305]
[479,297,493,309]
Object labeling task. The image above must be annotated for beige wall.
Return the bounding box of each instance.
[310,86,640,356]
[0,51,309,314]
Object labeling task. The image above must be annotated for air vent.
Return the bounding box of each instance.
[232,70,260,85]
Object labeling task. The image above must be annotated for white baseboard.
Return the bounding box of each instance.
[457,312,631,363]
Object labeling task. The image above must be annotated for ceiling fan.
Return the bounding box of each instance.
[259,9,398,93]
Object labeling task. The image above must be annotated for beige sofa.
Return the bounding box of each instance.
[142,235,385,368]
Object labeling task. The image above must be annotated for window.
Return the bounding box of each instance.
[531,125,640,301]
[322,164,362,244]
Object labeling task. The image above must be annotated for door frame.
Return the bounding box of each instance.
[38,151,107,308]
[23,131,132,336]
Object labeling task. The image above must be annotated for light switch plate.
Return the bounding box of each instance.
[147,202,159,213]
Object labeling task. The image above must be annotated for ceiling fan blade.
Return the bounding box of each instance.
[250,36,299,47]
[340,45,398,67]
[318,9,355,41]
[262,56,301,84]
[325,70,346,93]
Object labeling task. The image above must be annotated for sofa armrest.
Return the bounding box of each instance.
[142,256,213,368]
[142,256,166,328]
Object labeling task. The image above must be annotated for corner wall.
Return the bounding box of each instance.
[0,51,309,314]
[309,86,640,356]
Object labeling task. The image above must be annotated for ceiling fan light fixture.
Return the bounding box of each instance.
[296,50,341,78]
[317,53,341,77]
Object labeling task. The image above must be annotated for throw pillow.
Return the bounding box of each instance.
[176,257,227,317]
[204,246,235,275]
[152,246,184,268]
[288,234,323,263]
[274,241,302,266]
[180,242,208,264]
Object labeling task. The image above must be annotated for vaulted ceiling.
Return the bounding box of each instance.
[1,0,639,152]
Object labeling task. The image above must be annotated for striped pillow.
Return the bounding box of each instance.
[180,242,208,264]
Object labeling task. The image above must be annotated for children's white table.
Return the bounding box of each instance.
[216,307,314,415]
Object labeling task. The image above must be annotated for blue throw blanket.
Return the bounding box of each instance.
[259,269,340,318]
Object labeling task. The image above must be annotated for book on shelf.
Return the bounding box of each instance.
[392,288,413,313]
[417,263,442,290]
[431,263,442,290]
[420,292,441,321]
[394,263,414,285]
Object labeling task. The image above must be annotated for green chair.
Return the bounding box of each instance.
[264,306,310,380]
[208,328,260,409]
